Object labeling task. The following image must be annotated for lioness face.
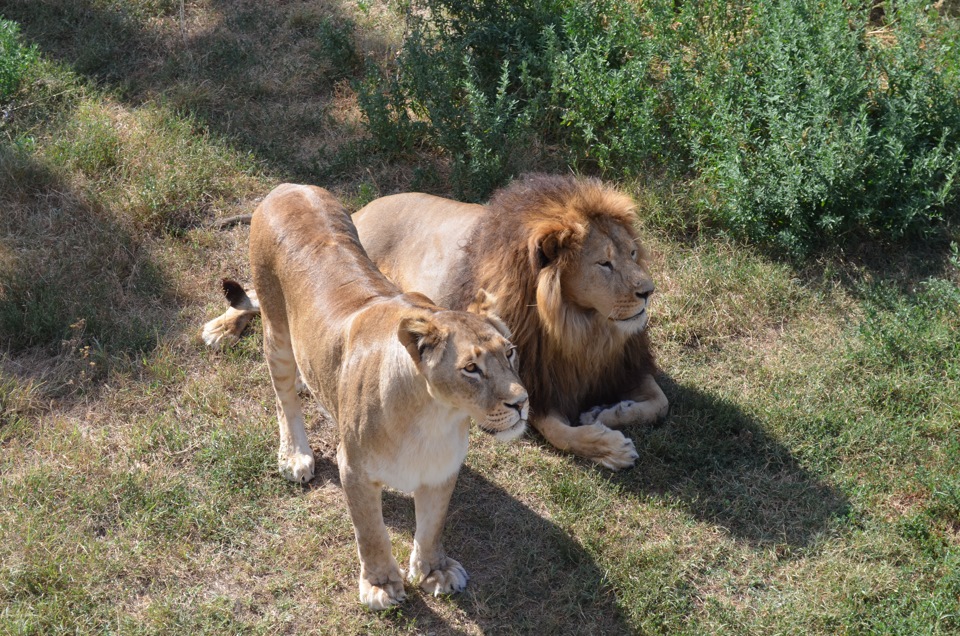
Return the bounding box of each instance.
[562,221,654,334]
[404,311,528,442]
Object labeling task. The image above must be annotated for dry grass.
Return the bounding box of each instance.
[2,2,959,634]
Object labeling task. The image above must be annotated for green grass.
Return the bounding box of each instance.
[2,2,959,634]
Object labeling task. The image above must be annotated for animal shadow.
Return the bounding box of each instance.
[376,466,633,636]
[615,375,850,548]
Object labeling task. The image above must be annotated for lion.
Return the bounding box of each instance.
[241,183,528,609]
[203,174,667,470]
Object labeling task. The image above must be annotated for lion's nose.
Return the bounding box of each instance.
[635,286,654,301]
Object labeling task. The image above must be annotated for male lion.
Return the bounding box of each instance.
[244,183,528,609]
[203,174,666,470]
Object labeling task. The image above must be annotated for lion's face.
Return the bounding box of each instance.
[399,310,529,442]
[559,221,654,334]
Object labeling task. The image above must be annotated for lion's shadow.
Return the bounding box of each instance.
[612,375,849,548]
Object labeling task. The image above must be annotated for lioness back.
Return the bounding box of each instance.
[203,175,665,471]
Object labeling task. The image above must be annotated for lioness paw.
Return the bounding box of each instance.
[359,576,407,610]
[410,556,468,597]
[579,424,638,470]
[278,450,315,483]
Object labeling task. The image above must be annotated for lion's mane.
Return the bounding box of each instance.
[452,174,657,421]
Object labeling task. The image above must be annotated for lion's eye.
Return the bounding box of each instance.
[598,261,613,271]
[631,249,637,260]
[506,348,518,366]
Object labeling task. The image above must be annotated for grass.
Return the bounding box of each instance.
[1,2,959,634]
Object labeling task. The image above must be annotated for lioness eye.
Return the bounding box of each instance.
[598,261,613,271]
[462,362,481,376]
[631,249,637,259]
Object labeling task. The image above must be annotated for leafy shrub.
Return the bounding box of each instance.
[667,0,960,251]
[0,19,38,103]
[362,0,960,252]
[359,0,565,200]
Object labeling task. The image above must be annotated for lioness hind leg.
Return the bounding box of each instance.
[533,412,639,471]
[408,476,468,597]
[339,461,406,610]
[264,322,315,483]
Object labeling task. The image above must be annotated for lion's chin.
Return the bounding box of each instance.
[611,309,648,333]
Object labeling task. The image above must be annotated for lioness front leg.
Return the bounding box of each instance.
[264,322,315,483]
[340,464,406,610]
[578,374,669,429]
[533,411,638,470]
[408,476,468,596]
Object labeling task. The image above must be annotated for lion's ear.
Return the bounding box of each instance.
[398,315,442,366]
[528,221,585,270]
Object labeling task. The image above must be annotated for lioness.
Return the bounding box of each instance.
[203,174,667,470]
[246,183,528,609]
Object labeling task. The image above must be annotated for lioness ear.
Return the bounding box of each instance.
[528,221,585,270]
[397,316,442,366]
[467,288,497,315]
[468,289,512,339]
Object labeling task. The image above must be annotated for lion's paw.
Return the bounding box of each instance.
[579,423,638,470]
[278,450,315,483]
[581,398,668,429]
[578,405,606,426]
[410,556,468,597]
[359,573,407,610]
[201,316,237,349]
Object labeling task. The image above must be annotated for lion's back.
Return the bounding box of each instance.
[356,175,658,421]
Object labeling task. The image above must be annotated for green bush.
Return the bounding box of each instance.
[361,0,960,252]
[359,0,565,200]
[0,19,38,103]
[666,0,960,251]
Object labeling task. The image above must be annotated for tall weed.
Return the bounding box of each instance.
[0,19,38,102]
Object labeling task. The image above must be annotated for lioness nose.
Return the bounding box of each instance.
[636,287,653,301]
[505,395,528,415]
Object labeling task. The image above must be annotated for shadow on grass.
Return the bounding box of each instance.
[613,375,850,548]
[0,146,173,396]
[2,0,383,183]
[803,228,960,301]
[394,466,632,634]
[306,457,631,635]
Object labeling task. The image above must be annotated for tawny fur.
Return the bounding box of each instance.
[447,175,657,422]
[354,174,668,469]
[202,174,668,470]
[242,183,528,610]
